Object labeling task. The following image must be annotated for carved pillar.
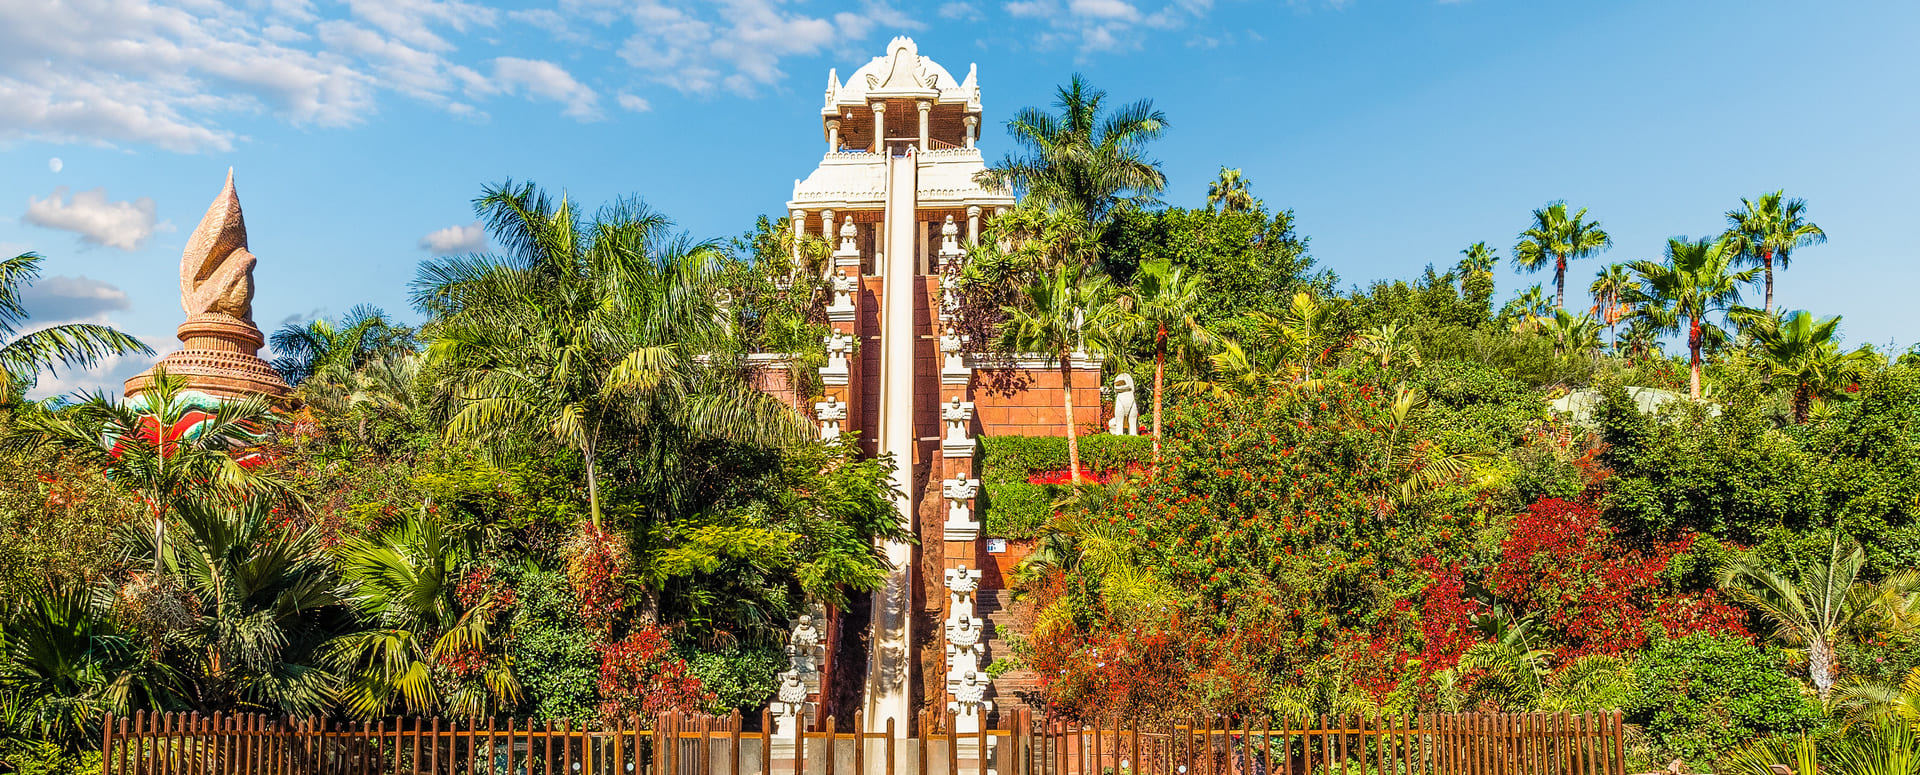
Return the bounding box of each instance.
[826,118,840,153]
[821,330,853,387]
[870,101,886,154]
[966,205,981,246]
[963,115,979,149]
[917,100,931,151]
[815,395,846,441]
[789,209,806,271]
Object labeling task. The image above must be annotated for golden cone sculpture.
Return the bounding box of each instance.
[123,170,289,401]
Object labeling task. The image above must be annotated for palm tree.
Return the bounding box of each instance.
[326,511,519,718]
[1205,167,1257,214]
[132,500,343,715]
[1501,285,1553,323]
[1589,264,1633,348]
[1355,321,1422,370]
[7,368,295,573]
[1749,311,1877,423]
[1724,190,1825,315]
[0,252,151,400]
[1121,259,1210,461]
[1000,265,1117,485]
[1719,539,1874,703]
[1524,309,1602,358]
[1514,202,1613,309]
[268,304,401,387]
[0,586,178,747]
[1625,237,1757,398]
[1458,242,1499,276]
[979,74,1169,229]
[414,181,808,528]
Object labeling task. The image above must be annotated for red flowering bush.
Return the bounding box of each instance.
[1488,498,1746,657]
[596,626,713,722]
[566,523,630,635]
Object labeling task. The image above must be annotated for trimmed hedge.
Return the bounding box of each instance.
[978,434,1151,539]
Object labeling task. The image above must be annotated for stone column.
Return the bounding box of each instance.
[789,209,805,271]
[826,118,840,153]
[965,205,981,246]
[870,101,886,154]
[963,115,979,149]
[918,100,931,151]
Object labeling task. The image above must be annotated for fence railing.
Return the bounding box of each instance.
[100,710,1627,775]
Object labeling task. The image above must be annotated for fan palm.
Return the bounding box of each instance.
[1514,202,1612,309]
[1120,259,1211,461]
[326,511,519,718]
[1749,311,1876,423]
[0,252,151,400]
[1205,167,1257,214]
[1723,190,1826,315]
[413,180,808,528]
[1625,237,1757,398]
[7,368,295,573]
[1589,263,1633,347]
[129,499,343,714]
[268,304,401,388]
[0,586,178,748]
[1458,241,1499,276]
[1000,265,1118,485]
[979,74,1169,230]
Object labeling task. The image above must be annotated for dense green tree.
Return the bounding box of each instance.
[1723,191,1826,315]
[414,181,807,528]
[0,252,151,401]
[1119,259,1211,460]
[1630,633,1821,766]
[1625,237,1757,398]
[1514,202,1612,310]
[980,74,1169,231]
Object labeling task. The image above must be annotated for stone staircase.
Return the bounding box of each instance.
[977,590,1048,719]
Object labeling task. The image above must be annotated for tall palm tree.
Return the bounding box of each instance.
[1205,167,1257,214]
[1625,237,1757,398]
[268,304,401,388]
[1589,264,1634,347]
[326,511,519,718]
[1514,202,1613,309]
[979,74,1169,229]
[1723,190,1825,315]
[413,181,808,528]
[7,368,295,573]
[1121,259,1210,461]
[1749,311,1877,423]
[1000,265,1117,485]
[0,252,151,400]
[1719,539,1869,703]
[1458,241,1499,276]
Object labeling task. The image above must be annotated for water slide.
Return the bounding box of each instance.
[864,147,919,735]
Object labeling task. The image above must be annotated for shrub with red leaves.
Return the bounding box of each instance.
[566,523,630,636]
[596,627,713,723]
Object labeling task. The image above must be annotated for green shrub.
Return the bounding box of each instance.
[977,435,1151,539]
[685,645,785,714]
[1629,633,1820,767]
[0,741,99,775]
[506,568,599,722]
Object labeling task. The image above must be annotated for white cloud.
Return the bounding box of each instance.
[23,187,169,251]
[616,0,919,96]
[939,2,985,20]
[48,158,62,173]
[492,57,601,120]
[616,92,652,112]
[999,0,1209,51]
[24,344,170,400]
[419,221,488,254]
[19,275,132,323]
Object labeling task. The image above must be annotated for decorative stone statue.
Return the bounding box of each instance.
[814,395,845,441]
[939,214,961,255]
[829,267,857,312]
[124,169,287,401]
[941,396,974,447]
[788,614,822,674]
[940,328,965,372]
[771,670,808,736]
[838,215,858,253]
[939,270,960,318]
[822,330,853,382]
[946,612,982,650]
[1108,373,1139,436]
[943,564,980,605]
[948,670,994,715]
[943,478,979,521]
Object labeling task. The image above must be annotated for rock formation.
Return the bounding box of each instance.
[124,170,289,401]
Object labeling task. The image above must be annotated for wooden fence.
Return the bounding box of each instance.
[100,710,1628,775]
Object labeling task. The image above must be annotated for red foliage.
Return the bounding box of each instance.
[596,627,713,722]
[1415,557,1483,672]
[1488,498,1745,657]
[1023,606,1277,724]
[454,566,517,611]
[1027,468,1112,485]
[566,524,630,636]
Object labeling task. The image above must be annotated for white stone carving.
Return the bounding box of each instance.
[771,670,808,737]
[788,614,823,674]
[947,670,994,733]
[940,328,969,385]
[939,215,961,256]
[828,267,857,316]
[941,395,975,457]
[838,215,858,253]
[814,395,845,441]
[942,477,981,541]
[944,564,981,605]
[1108,372,1139,436]
[822,330,853,385]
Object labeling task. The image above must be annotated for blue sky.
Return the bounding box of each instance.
[2,0,1915,395]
